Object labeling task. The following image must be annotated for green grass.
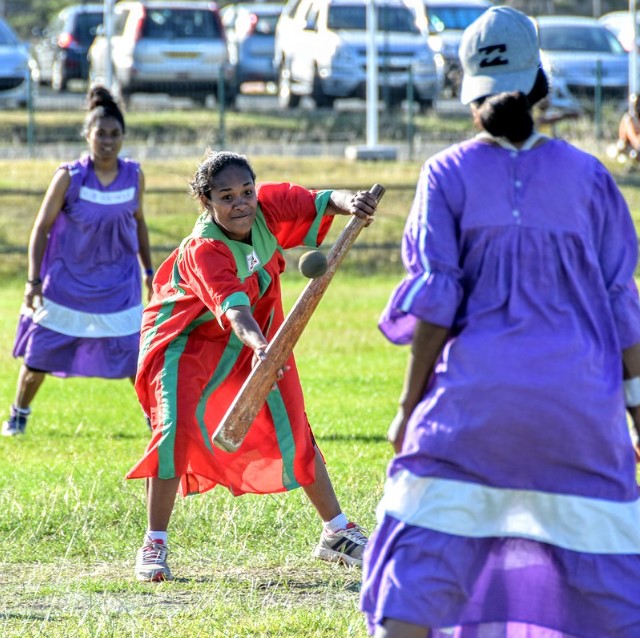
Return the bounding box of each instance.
[0,273,404,637]
[0,104,476,147]
[0,156,419,279]
[2,146,640,636]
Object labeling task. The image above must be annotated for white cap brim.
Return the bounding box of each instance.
[460,62,539,105]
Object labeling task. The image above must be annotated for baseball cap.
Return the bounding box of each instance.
[459,6,540,106]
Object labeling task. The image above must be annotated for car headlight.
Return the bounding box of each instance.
[427,35,443,53]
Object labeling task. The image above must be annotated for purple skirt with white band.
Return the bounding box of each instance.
[13,313,139,378]
[11,156,143,379]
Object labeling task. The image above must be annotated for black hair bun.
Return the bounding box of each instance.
[86,84,115,111]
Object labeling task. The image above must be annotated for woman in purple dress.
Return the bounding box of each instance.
[2,85,153,436]
[361,7,640,637]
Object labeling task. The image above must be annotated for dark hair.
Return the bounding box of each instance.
[82,84,125,135]
[472,68,550,143]
[189,150,256,201]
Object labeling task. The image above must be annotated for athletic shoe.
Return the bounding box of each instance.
[1,406,30,436]
[135,539,173,582]
[314,522,368,567]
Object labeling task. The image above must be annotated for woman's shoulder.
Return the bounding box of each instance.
[117,157,142,179]
[58,156,87,175]
[118,156,141,169]
[541,138,608,174]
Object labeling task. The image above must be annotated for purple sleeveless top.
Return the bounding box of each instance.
[40,156,142,313]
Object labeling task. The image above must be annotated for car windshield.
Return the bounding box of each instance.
[72,13,105,45]
[142,8,221,39]
[427,6,487,32]
[538,24,625,54]
[328,5,420,33]
[0,19,19,45]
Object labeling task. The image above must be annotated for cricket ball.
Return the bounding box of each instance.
[298,250,328,279]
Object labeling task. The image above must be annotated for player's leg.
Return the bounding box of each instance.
[2,364,46,436]
[302,446,341,520]
[303,446,368,566]
[135,476,180,582]
[374,618,431,638]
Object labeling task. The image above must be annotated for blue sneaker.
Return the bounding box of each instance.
[1,406,30,436]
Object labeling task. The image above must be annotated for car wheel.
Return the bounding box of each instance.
[192,93,208,107]
[418,98,434,114]
[278,64,300,109]
[51,59,67,92]
[222,79,238,109]
[312,70,334,109]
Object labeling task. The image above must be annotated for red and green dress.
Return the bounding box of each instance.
[127,183,334,497]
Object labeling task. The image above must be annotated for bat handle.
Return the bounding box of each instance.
[369,183,385,202]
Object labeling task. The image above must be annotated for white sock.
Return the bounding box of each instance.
[324,513,348,534]
[146,530,168,545]
[13,405,31,416]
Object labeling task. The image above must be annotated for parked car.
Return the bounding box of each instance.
[420,0,492,96]
[273,0,443,109]
[221,3,283,86]
[32,3,104,92]
[535,16,629,99]
[599,10,640,53]
[88,1,237,107]
[0,17,35,108]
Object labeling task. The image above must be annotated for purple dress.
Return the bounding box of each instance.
[12,156,143,378]
[361,137,640,637]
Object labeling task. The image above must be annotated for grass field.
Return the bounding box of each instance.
[0,272,405,637]
[2,148,640,637]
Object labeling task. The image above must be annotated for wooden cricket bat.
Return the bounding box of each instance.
[211,183,386,452]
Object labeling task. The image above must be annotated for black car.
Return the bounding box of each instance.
[32,3,104,91]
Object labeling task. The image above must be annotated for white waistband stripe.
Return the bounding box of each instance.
[378,469,640,554]
[22,298,142,338]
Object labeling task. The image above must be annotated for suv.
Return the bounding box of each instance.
[0,17,34,107]
[88,1,237,106]
[420,0,492,96]
[32,3,104,91]
[273,0,443,109]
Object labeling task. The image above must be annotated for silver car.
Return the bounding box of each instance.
[221,3,282,86]
[536,16,629,99]
[274,0,444,110]
[89,0,237,106]
[0,17,34,108]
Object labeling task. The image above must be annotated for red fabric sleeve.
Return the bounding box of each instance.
[179,239,251,328]
[257,182,334,248]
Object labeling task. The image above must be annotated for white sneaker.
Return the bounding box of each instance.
[313,522,368,567]
[1,406,30,436]
[135,539,173,582]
